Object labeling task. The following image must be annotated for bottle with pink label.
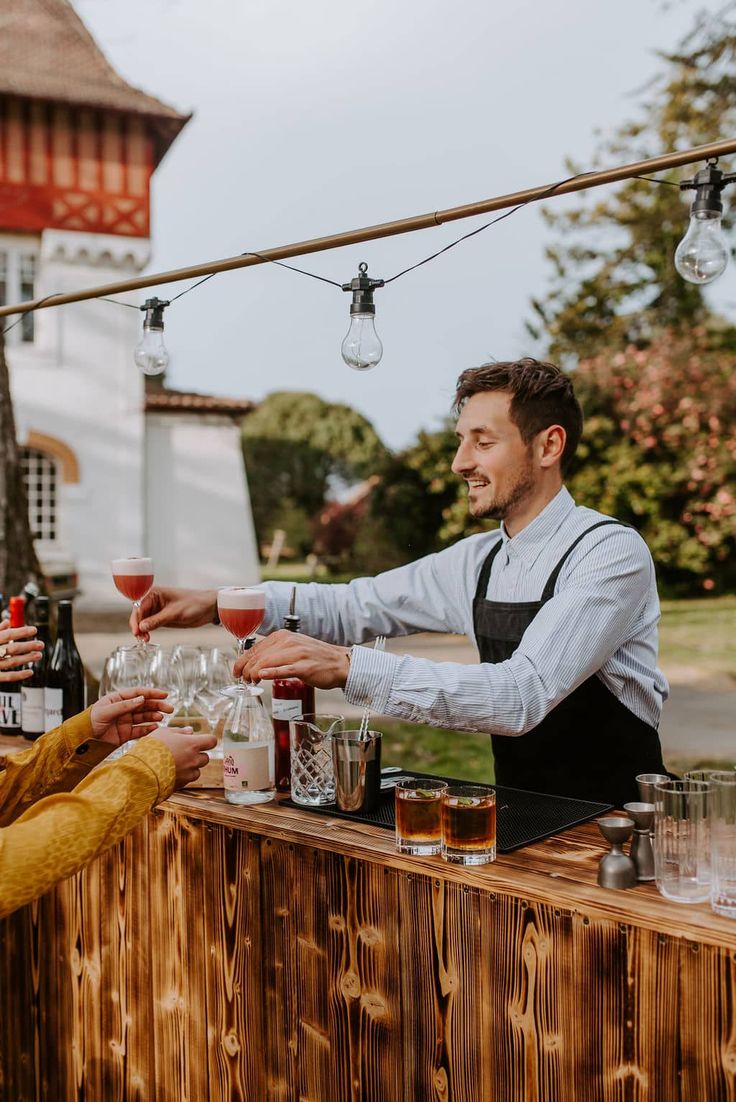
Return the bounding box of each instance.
[221,635,275,805]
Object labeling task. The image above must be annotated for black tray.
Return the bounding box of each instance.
[283,769,612,853]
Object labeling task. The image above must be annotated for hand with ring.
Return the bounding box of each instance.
[0,619,44,682]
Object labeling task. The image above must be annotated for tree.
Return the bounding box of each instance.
[0,330,41,595]
[528,5,736,362]
[569,331,736,593]
[242,391,387,555]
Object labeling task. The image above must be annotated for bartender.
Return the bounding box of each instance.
[133,358,669,807]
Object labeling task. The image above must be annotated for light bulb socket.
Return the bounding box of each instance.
[140,296,170,331]
[342,262,384,316]
[680,162,736,217]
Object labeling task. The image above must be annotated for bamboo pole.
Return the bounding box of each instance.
[2,136,736,319]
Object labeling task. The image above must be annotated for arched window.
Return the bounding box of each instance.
[19,447,59,543]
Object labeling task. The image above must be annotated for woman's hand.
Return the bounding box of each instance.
[90,688,175,747]
[0,619,43,682]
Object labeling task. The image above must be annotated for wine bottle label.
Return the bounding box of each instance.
[223,741,274,791]
[270,697,305,721]
[45,688,64,730]
[0,691,21,730]
[21,687,45,734]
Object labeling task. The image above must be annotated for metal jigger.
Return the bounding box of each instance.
[636,773,669,804]
[623,802,656,881]
[596,816,637,889]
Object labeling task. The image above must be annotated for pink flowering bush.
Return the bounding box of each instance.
[569,331,736,593]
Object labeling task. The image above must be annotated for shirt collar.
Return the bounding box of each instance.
[500,486,576,565]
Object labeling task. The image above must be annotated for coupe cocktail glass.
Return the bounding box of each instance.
[112,557,154,644]
[217,586,265,697]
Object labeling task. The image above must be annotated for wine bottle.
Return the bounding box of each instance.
[46,600,85,727]
[271,587,315,792]
[0,597,25,737]
[21,596,50,740]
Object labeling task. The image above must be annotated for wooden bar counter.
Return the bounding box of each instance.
[1,784,735,1101]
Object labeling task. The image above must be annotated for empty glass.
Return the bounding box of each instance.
[103,643,161,759]
[708,771,736,919]
[653,780,711,904]
[195,647,236,755]
[289,714,343,806]
[172,644,207,719]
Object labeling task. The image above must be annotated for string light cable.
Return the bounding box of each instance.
[3,138,736,370]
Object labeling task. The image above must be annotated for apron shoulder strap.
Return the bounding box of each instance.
[540,519,625,602]
[473,536,504,602]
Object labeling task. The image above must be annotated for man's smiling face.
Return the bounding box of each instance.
[451,390,537,522]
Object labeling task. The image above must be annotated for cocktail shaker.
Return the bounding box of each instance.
[331,730,382,813]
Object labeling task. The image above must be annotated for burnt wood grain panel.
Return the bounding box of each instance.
[325,854,402,1102]
[98,822,154,1101]
[260,836,300,1101]
[0,900,35,1102]
[202,822,265,1101]
[0,788,734,1101]
[679,940,736,1101]
[148,808,209,1102]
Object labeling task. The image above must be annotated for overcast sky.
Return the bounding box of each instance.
[75,0,725,449]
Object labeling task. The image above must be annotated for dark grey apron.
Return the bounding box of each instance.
[473,521,667,807]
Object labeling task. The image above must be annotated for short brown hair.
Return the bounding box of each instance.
[453,358,583,473]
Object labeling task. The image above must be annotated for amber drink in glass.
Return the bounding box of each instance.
[395,779,448,855]
[441,785,497,865]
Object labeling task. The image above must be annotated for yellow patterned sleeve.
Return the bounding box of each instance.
[0,734,176,919]
[0,707,116,827]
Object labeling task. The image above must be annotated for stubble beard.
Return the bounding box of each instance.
[467,455,537,522]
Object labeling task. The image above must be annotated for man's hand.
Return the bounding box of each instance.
[0,620,43,682]
[91,689,174,746]
[130,587,218,641]
[149,727,218,789]
[235,630,351,690]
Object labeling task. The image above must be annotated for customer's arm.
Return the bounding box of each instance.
[0,735,175,918]
[0,708,113,826]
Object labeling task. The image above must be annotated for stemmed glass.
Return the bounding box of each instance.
[112,558,154,643]
[195,647,235,747]
[102,643,160,758]
[217,586,265,696]
[171,644,206,718]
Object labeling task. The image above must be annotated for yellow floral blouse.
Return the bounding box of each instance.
[0,708,175,918]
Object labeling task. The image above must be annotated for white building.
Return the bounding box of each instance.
[1,0,260,608]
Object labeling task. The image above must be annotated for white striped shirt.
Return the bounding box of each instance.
[261,487,669,736]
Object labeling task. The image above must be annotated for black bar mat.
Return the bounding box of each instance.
[283,769,612,853]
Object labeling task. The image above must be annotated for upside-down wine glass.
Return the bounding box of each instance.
[217,587,265,697]
[112,557,154,645]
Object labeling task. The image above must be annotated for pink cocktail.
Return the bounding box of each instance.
[218,587,266,696]
[112,557,154,607]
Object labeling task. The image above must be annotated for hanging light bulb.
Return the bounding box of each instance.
[674,162,733,285]
[341,262,384,370]
[135,297,170,376]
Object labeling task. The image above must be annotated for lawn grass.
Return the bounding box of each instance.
[658,595,736,680]
[380,720,495,783]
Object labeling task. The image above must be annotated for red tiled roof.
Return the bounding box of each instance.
[144,389,256,417]
[0,0,189,160]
